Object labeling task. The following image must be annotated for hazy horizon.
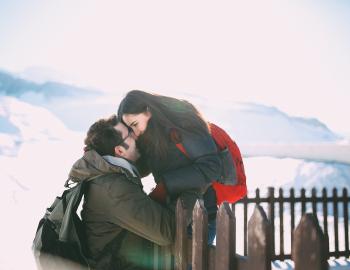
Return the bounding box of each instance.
[1,1,349,136]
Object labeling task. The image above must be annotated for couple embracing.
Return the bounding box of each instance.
[68,90,235,270]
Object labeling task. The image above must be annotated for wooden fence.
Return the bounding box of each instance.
[234,187,350,260]
[151,186,349,269]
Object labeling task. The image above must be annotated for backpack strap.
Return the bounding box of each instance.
[59,182,86,241]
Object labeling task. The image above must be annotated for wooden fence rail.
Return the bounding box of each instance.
[234,187,350,260]
[153,195,331,269]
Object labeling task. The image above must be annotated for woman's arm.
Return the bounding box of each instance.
[162,131,222,196]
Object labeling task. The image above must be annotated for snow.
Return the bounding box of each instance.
[0,96,85,269]
[194,100,341,144]
[0,138,85,270]
[242,143,350,165]
[0,96,76,141]
[0,74,349,269]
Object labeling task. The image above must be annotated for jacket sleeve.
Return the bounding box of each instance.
[102,177,175,246]
[162,131,222,196]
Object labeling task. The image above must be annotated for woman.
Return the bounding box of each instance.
[117,90,222,244]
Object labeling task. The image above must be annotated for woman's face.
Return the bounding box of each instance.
[122,111,152,138]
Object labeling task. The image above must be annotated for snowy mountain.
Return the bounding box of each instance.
[0,70,98,99]
[18,66,77,84]
[0,70,106,131]
[0,96,80,156]
[0,71,349,269]
[0,69,344,143]
[198,101,341,144]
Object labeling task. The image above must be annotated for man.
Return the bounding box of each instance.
[68,115,175,270]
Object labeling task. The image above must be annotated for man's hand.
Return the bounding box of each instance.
[149,182,167,204]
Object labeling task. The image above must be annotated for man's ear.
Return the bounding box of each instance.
[114,145,124,157]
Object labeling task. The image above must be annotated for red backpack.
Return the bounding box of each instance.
[174,123,247,205]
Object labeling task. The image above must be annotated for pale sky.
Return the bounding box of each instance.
[0,0,349,136]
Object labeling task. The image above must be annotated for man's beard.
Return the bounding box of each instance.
[132,148,141,162]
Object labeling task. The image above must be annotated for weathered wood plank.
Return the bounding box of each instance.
[279,188,284,257]
[236,254,249,270]
[333,188,339,257]
[268,187,275,258]
[312,188,317,217]
[192,200,208,270]
[208,246,216,270]
[292,213,328,270]
[290,188,295,250]
[301,188,306,215]
[343,188,349,257]
[215,202,236,270]
[247,205,271,270]
[322,188,329,255]
[174,199,188,270]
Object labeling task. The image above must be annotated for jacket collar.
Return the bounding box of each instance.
[102,155,140,178]
[68,150,140,184]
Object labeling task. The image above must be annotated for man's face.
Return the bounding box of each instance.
[114,122,140,162]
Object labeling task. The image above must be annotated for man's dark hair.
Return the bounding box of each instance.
[84,114,124,156]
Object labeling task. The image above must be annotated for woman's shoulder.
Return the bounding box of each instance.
[169,127,217,157]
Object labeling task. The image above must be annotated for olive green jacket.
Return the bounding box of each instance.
[68,150,175,269]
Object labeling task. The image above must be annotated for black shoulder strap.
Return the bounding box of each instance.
[59,181,86,241]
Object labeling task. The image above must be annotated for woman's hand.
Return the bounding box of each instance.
[149,182,167,204]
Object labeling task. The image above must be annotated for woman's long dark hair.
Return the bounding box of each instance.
[117,90,209,159]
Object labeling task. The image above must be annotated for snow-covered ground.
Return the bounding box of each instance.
[1,74,350,269]
[0,97,85,269]
[272,258,350,270]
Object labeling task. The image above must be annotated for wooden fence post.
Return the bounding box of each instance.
[322,188,329,257]
[278,188,284,257]
[215,202,236,270]
[267,187,275,258]
[343,188,349,257]
[175,198,188,270]
[292,213,328,270]
[332,188,339,257]
[290,188,295,251]
[247,205,271,270]
[192,200,208,270]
